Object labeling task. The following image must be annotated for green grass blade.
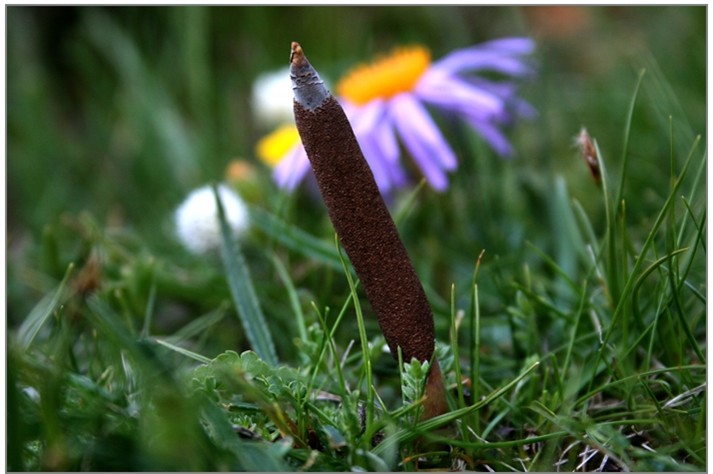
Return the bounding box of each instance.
[304,289,356,403]
[596,138,621,306]
[589,135,701,388]
[561,279,588,387]
[308,302,361,444]
[676,150,707,249]
[595,69,645,309]
[249,206,342,270]
[468,250,485,434]
[571,198,601,254]
[335,234,375,438]
[614,68,646,212]
[449,283,466,412]
[166,302,229,344]
[393,178,426,226]
[271,253,308,344]
[576,364,705,407]
[17,263,75,349]
[140,267,157,339]
[86,295,146,353]
[153,338,212,364]
[664,259,706,364]
[631,248,688,327]
[214,185,278,366]
[372,359,540,455]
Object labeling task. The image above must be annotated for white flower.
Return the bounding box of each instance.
[174,184,249,254]
[251,67,295,128]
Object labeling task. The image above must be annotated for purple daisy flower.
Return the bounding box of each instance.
[262,37,536,193]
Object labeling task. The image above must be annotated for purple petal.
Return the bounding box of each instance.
[477,37,536,55]
[358,109,409,187]
[273,144,311,191]
[465,77,517,98]
[358,134,393,193]
[371,111,400,164]
[433,38,536,77]
[391,94,458,171]
[385,157,409,188]
[390,94,457,191]
[338,99,409,193]
[346,98,385,131]
[342,99,400,162]
[435,52,534,77]
[459,77,537,121]
[513,98,537,120]
[416,72,504,119]
[343,100,398,192]
[464,116,515,157]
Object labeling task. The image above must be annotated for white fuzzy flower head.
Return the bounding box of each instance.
[251,67,295,128]
[174,184,249,254]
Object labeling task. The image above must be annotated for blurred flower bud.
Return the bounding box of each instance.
[174,184,249,254]
[575,127,601,182]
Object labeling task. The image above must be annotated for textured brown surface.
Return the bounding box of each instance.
[423,358,448,419]
[294,97,435,364]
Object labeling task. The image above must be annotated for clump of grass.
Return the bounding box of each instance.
[9,77,705,470]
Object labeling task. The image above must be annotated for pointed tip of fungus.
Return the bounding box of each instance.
[289,41,309,72]
[290,41,305,65]
[289,41,329,110]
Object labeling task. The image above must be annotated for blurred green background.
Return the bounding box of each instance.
[7,5,705,344]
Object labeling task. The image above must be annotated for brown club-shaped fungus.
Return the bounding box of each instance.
[289,42,447,419]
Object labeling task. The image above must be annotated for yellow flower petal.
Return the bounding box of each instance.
[336,46,431,105]
[256,124,301,167]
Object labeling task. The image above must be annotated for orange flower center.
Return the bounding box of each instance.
[336,46,431,105]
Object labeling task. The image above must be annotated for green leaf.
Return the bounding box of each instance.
[213,185,278,366]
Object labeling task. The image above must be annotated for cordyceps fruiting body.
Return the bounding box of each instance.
[289,42,447,419]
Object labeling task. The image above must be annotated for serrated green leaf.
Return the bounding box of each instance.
[199,394,289,471]
[402,358,430,405]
